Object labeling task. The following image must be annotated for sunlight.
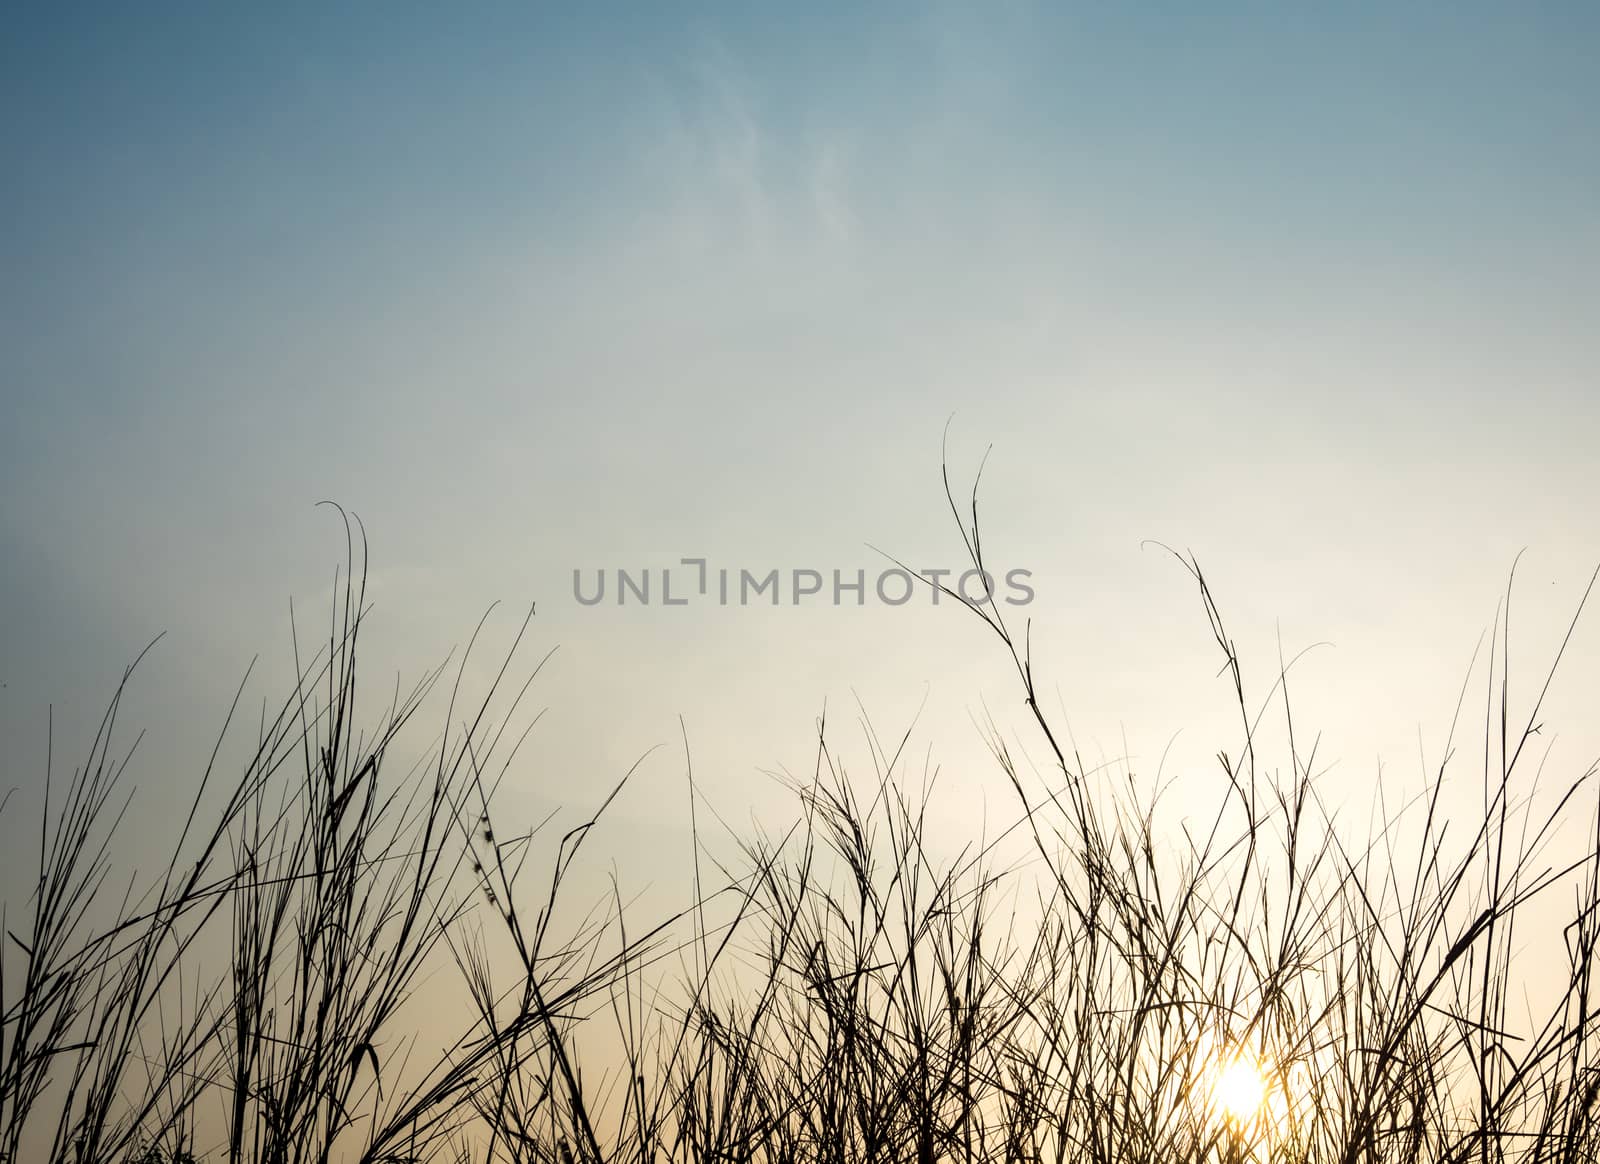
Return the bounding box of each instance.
[1212,1052,1269,1125]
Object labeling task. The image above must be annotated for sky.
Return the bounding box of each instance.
[3,1,1599,963]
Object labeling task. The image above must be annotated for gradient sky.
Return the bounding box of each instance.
[3,3,1599,921]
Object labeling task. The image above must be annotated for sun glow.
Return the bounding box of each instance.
[1212,1053,1269,1125]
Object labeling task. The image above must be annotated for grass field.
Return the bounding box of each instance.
[5,500,1597,1164]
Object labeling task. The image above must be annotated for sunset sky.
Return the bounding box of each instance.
[4,3,1598,904]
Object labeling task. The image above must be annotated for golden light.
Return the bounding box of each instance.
[1212,1053,1268,1125]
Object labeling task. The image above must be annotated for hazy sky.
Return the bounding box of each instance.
[3,3,1598,901]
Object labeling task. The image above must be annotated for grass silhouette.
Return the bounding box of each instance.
[3,491,1597,1164]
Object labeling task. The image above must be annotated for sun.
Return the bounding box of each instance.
[1212,1053,1269,1125]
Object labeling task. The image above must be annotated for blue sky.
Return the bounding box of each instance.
[3,2,1599,915]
